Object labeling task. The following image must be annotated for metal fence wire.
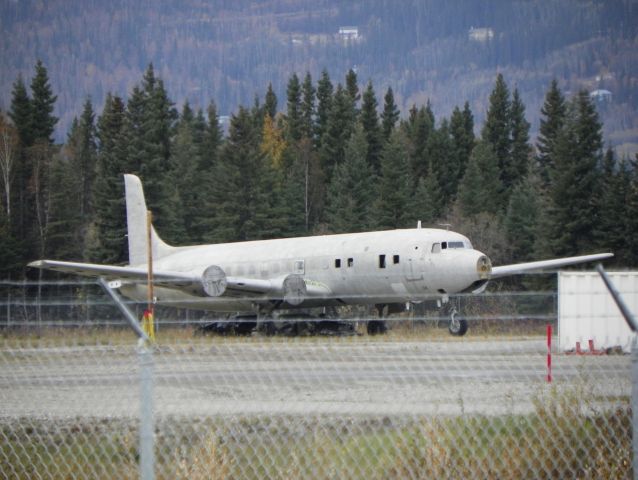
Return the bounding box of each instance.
[0,281,633,479]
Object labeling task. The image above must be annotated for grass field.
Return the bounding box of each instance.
[1,389,630,479]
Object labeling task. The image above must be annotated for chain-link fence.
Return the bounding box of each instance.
[0,281,633,479]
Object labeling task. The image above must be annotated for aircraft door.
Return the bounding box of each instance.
[406,246,425,281]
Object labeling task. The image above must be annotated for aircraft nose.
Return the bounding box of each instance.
[477,255,492,279]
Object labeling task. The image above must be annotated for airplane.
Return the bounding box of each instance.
[29,174,613,336]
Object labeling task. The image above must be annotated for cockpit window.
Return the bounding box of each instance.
[433,241,466,253]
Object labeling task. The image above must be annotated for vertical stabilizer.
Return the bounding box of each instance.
[124,174,174,266]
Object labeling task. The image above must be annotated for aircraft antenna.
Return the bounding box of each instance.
[438,223,452,231]
[417,220,422,229]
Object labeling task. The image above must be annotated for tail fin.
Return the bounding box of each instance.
[124,174,175,266]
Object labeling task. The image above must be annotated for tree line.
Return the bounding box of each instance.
[1,61,637,280]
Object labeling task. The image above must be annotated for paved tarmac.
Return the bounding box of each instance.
[0,338,630,419]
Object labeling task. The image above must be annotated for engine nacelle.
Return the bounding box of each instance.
[201,265,227,297]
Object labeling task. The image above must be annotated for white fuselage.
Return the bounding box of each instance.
[120,228,490,312]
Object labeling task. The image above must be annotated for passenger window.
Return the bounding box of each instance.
[347,258,354,267]
[335,259,341,268]
[432,243,441,253]
[442,242,448,250]
[379,255,386,268]
[393,255,400,264]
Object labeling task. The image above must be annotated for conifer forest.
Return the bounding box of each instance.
[1,60,637,281]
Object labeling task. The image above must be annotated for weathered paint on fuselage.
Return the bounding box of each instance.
[120,228,488,311]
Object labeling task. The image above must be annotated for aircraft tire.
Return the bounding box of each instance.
[448,315,468,336]
[367,320,388,335]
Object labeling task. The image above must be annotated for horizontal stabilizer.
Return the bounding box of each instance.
[490,253,614,279]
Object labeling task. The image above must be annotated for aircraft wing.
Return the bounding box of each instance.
[27,260,324,305]
[490,253,614,279]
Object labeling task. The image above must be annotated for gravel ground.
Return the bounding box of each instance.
[0,338,630,419]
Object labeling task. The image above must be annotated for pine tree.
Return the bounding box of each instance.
[319,84,355,178]
[537,79,566,188]
[456,141,503,217]
[508,89,531,189]
[209,107,281,242]
[539,92,603,257]
[593,148,629,264]
[380,87,400,143]
[374,130,412,229]
[449,102,475,185]
[29,60,58,145]
[325,125,376,233]
[264,83,278,120]
[9,75,33,147]
[300,72,315,141]
[88,94,127,263]
[404,105,434,180]
[75,98,97,219]
[285,73,302,143]
[428,119,458,207]
[360,81,382,172]
[504,177,540,262]
[408,167,442,225]
[315,69,333,149]
[481,74,512,194]
[625,156,638,266]
[345,69,360,119]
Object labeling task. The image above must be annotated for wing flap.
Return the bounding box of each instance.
[491,253,613,279]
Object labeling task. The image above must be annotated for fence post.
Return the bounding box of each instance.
[139,339,155,480]
[632,336,638,480]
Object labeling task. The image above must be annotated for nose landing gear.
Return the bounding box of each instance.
[440,297,468,336]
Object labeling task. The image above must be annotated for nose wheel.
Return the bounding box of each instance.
[448,308,468,336]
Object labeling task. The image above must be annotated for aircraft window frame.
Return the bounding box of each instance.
[431,243,441,253]
[335,259,341,268]
[448,241,465,249]
[347,258,354,267]
[393,255,400,264]
[379,254,386,269]
[294,260,305,274]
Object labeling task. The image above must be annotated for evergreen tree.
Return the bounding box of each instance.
[456,141,503,217]
[404,104,434,180]
[481,74,512,195]
[449,102,475,184]
[9,75,33,147]
[359,81,382,172]
[504,177,540,262]
[319,84,355,178]
[539,92,603,257]
[209,107,281,242]
[325,125,376,233]
[264,83,277,119]
[625,156,638,266]
[29,60,58,144]
[374,130,412,229]
[408,166,442,225]
[345,69,360,118]
[380,87,400,143]
[300,72,315,140]
[285,73,302,142]
[509,90,531,185]
[173,102,202,243]
[428,119,458,206]
[593,148,629,264]
[315,69,333,149]
[0,207,22,278]
[75,98,97,219]
[88,94,127,263]
[537,79,566,187]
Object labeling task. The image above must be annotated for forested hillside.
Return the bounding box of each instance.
[1,62,637,281]
[1,0,637,154]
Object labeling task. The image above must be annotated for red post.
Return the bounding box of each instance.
[547,324,552,383]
